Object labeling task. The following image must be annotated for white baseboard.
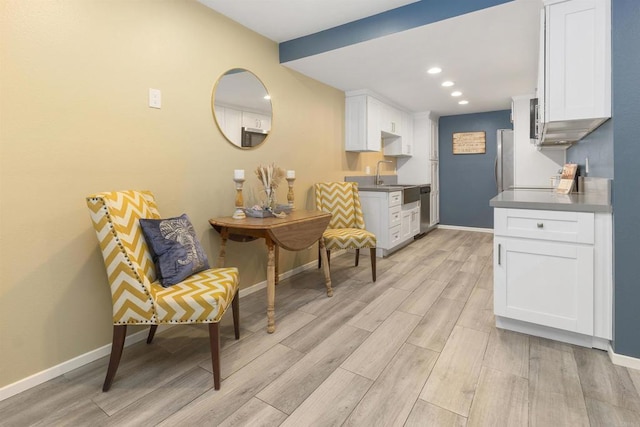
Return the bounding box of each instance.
[0,325,172,402]
[608,345,640,370]
[239,249,346,297]
[437,224,494,234]
[0,251,345,402]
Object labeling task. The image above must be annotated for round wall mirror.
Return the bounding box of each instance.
[212,68,272,149]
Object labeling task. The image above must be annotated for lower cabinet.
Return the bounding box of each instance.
[493,207,612,348]
[360,191,418,257]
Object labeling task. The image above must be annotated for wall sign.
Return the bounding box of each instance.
[452,131,486,154]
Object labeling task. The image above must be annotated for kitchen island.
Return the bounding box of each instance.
[357,184,421,257]
[489,188,612,350]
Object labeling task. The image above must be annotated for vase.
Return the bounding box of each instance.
[264,187,276,210]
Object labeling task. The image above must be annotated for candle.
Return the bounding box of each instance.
[286,170,295,179]
[234,169,244,180]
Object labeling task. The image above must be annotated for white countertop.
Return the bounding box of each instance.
[490,189,612,213]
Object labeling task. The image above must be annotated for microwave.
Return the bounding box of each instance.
[241,127,268,147]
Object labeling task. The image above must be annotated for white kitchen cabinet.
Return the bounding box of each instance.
[410,205,420,236]
[345,94,382,152]
[242,111,271,131]
[215,105,242,146]
[360,190,417,257]
[381,104,402,136]
[383,111,413,157]
[430,160,439,226]
[537,0,611,143]
[429,119,438,161]
[493,207,612,349]
[401,210,412,242]
[400,201,419,243]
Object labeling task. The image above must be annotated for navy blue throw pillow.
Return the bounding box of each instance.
[139,213,210,287]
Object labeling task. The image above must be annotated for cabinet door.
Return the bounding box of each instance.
[546,0,610,121]
[225,107,243,146]
[411,207,420,235]
[401,210,412,242]
[345,95,381,152]
[430,160,439,226]
[494,237,594,335]
[242,112,270,130]
[429,120,439,160]
[382,104,402,136]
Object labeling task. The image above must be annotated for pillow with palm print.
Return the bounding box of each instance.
[139,213,210,286]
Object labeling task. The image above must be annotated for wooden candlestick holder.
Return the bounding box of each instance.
[286,177,295,209]
[232,178,246,219]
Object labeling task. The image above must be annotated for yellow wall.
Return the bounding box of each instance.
[0,1,394,388]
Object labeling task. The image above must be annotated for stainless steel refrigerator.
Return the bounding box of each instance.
[495,129,514,193]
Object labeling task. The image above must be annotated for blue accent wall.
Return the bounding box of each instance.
[439,110,512,228]
[280,0,514,63]
[566,120,613,179]
[611,0,640,358]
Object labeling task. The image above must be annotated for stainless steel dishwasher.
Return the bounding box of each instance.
[419,185,431,235]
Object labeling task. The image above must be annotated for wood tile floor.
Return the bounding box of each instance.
[3,229,640,426]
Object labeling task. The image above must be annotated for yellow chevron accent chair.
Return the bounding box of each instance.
[86,190,239,391]
[314,182,377,282]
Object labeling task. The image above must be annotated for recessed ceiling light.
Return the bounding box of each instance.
[263,95,271,100]
[451,91,462,97]
[441,81,454,87]
[427,67,442,74]
[459,100,469,105]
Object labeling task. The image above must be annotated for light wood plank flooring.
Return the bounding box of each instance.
[2,229,640,426]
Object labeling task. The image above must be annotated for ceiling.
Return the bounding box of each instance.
[199,0,542,117]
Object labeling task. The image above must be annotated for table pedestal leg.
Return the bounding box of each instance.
[266,239,276,333]
[217,228,228,268]
[318,238,333,297]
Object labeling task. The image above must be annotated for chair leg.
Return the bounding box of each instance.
[370,248,377,282]
[146,325,158,344]
[232,290,240,340]
[103,325,127,392]
[318,244,322,269]
[327,249,331,268]
[208,323,221,390]
[355,248,360,266]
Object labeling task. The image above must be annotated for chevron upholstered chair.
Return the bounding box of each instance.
[314,182,377,281]
[86,190,239,392]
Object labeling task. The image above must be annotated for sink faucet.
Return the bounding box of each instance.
[375,160,392,185]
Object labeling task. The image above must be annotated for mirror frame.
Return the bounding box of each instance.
[211,68,272,150]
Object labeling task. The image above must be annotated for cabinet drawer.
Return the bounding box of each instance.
[388,191,402,208]
[495,208,594,244]
[389,205,401,227]
[389,224,402,247]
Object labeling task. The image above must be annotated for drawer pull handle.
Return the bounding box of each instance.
[498,243,501,265]
[537,222,544,228]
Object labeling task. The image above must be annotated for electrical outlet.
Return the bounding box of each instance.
[149,88,161,109]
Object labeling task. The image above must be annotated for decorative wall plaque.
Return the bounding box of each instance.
[452,131,486,154]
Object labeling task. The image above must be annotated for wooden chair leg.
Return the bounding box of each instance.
[208,323,221,390]
[146,325,158,344]
[318,244,322,269]
[327,249,331,268]
[232,290,240,340]
[355,248,360,266]
[370,248,377,282]
[103,325,127,392]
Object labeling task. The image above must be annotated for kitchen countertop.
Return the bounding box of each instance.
[358,185,414,192]
[490,189,612,213]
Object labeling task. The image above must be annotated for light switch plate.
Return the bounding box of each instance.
[149,88,161,109]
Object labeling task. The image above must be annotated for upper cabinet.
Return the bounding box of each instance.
[345,94,382,152]
[345,90,413,156]
[536,0,611,146]
[381,104,402,137]
[242,111,271,131]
